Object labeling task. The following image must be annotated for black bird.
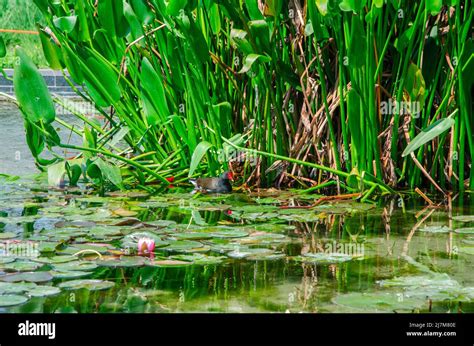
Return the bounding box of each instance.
[190,171,233,194]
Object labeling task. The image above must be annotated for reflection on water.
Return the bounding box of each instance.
[0,181,473,313]
[0,101,87,176]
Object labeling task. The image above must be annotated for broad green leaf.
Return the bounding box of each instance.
[13,46,56,124]
[66,163,82,186]
[348,16,367,68]
[209,3,221,34]
[246,0,264,20]
[98,0,129,38]
[48,161,66,187]
[230,29,253,55]
[402,113,457,157]
[123,2,144,41]
[248,20,271,54]
[140,57,169,124]
[0,36,6,58]
[87,157,123,189]
[189,141,213,177]
[82,54,121,107]
[38,29,63,70]
[346,167,362,189]
[0,295,28,307]
[316,0,329,16]
[53,16,78,33]
[339,0,367,12]
[395,26,415,53]
[130,0,154,25]
[58,279,114,291]
[404,63,426,103]
[374,0,384,7]
[33,0,49,13]
[75,0,91,42]
[426,0,442,15]
[239,54,271,74]
[166,0,187,16]
[265,0,283,17]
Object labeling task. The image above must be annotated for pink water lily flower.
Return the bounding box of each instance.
[137,238,156,255]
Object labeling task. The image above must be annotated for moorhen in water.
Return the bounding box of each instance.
[190,171,233,194]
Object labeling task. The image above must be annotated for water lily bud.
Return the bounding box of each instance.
[137,238,155,254]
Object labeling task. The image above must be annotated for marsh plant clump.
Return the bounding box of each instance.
[0,0,473,196]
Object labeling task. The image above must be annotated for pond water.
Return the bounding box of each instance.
[1,103,474,313]
[0,178,473,313]
[0,101,87,176]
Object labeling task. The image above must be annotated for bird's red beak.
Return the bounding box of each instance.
[227,172,234,181]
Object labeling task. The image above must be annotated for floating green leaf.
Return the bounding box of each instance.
[0,295,29,307]
[28,285,61,297]
[452,215,474,222]
[333,292,425,312]
[0,271,53,283]
[58,279,115,291]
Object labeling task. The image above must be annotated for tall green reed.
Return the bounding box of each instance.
[4,0,472,195]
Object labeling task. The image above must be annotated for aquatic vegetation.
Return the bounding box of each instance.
[0,182,473,313]
[1,1,471,195]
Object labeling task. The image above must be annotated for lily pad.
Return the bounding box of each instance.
[377,274,474,301]
[226,247,274,259]
[459,247,474,255]
[292,252,356,264]
[452,215,474,223]
[38,242,60,253]
[419,225,451,233]
[1,261,42,272]
[50,271,92,279]
[0,271,53,283]
[58,244,113,255]
[58,279,115,291]
[247,252,286,261]
[0,294,29,307]
[240,233,290,246]
[27,285,61,297]
[455,228,474,234]
[96,256,146,268]
[32,256,77,264]
[147,259,193,267]
[0,232,17,239]
[209,228,249,238]
[378,274,460,290]
[173,232,214,240]
[52,261,98,272]
[0,281,37,294]
[333,292,425,312]
[161,240,206,253]
[0,257,15,264]
[170,253,226,265]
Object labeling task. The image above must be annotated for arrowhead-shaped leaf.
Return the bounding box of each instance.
[402,113,457,157]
